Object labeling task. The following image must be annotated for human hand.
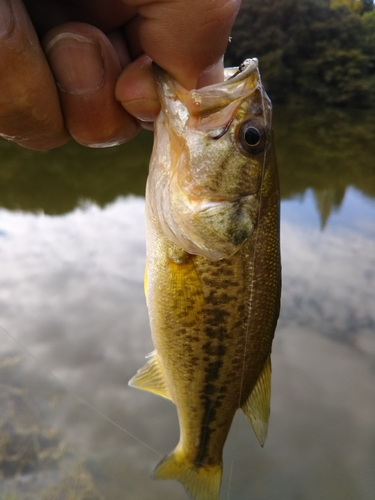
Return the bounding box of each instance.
[0,0,240,151]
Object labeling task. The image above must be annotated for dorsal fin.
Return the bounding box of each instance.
[241,355,272,447]
[128,351,173,401]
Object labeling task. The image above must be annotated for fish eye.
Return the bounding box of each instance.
[237,120,268,155]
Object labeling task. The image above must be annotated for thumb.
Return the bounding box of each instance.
[129,0,241,89]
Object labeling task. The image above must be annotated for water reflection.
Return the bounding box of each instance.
[275,105,375,201]
[0,107,374,499]
[1,106,374,220]
[0,131,153,214]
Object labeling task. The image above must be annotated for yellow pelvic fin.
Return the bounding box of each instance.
[241,354,272,447]
[153,447,222,500]
[128,351,172,401]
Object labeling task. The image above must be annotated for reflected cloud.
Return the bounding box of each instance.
[280,189,375,352]
[0,193,374,499]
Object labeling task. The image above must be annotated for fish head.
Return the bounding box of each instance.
[148,59,278,260]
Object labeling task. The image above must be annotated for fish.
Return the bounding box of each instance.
[129,58,281,500]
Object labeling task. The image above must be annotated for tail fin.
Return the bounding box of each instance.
[152,448,222,500]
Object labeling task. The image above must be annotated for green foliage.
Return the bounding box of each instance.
[362,10,375,64]
[362,0,375,11]
[225,0,375,107]
[347,0,375,12]
[298,48,372,105]
[331,0,364,15]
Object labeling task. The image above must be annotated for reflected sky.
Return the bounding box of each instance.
[0,184,374,499]
[282,187,375,232]
[281,188,375,347]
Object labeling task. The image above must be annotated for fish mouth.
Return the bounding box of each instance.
[223,58,259,82]
[188,59,260,117]
[153,58,258,91]
[153,59,262,119]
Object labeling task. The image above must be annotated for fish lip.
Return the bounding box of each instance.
[152,58,263,124]
[221,58,259,86]
[152,58,259,92]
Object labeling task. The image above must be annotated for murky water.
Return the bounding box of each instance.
[0,106,374,500]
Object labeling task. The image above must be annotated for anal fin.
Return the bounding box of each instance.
[241,355,272,447]
[129,351,173,401]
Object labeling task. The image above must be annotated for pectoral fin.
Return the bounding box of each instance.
[129,351,173,401]
[241,355,271,447]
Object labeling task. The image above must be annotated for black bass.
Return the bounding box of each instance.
[129,59,281,500]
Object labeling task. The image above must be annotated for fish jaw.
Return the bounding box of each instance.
[148,59,274,261]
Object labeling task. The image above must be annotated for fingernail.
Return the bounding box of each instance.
[138,120,154,132]
[0,0,14,38]
[197,58,225,88]
[45,33,105,95]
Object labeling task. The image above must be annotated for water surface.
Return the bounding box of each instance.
[0,106,374,500]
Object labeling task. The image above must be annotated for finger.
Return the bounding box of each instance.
[127,0,241,89]
[22,0,137,35]
[107,28,132,70]
[0,0,68,150]
[115,54,160,124]
[44,22,141,148]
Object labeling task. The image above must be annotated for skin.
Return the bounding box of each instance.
[0,0,241,150]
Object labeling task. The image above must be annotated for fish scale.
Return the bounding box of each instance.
[129,59,281,500]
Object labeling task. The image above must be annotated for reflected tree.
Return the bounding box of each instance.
[0,133,152,215]
[275,104,375,225]
[1,105,374,228]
